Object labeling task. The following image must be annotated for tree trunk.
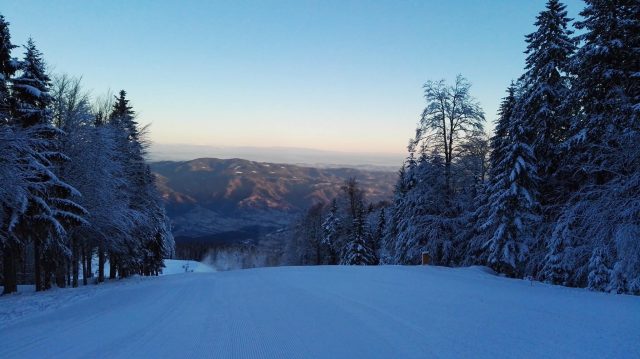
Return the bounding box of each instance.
[55,257,66,288]
[72,236,79,288]
[34,237,42,292]
[98,241,105,283]
[67,261,71,287]
[109,254,116,279]
[81,245,87,286]
[86,246,92,281]
[43,256,52,290]
[2,243,19,295]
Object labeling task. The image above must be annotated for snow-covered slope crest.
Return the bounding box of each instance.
[1,265,638,359]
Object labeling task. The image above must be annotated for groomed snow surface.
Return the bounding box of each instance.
[1,264,638,359]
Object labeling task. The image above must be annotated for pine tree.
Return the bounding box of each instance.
[570,0,639,152]
[587,247,610,291]
[341,200,375,265]
[514,0,577,281]
[490,84,517,185]
[108,90,145,277]
[541,240,565,285]
[321,199,340,264]
[381,164,408,264]
[521,0,576,182]
[470,84,518,267]
[106,90,174,277]
[370,208,385,264]
[12,39,52,127]
[139,165,174,275]
[607,262,628,295]
[390,155,421,264]
[393,150,452,265]
[0,13,21,294]
[547,0,640,291]
[0,15,16,122]
[483,83,540,277]
[11,39,85,291]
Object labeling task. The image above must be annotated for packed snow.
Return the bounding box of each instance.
[1,265,638,359]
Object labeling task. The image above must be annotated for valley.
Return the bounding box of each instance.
[151,157,397,260]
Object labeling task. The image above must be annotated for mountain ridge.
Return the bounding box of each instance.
[151,157,397,238]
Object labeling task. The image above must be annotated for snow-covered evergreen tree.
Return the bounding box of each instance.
[508,0,577,280]
[469,84,518,267]
[321,199,340,264]
[11,39,86,291]
[341,199,375,265]
[0,13,22,294]
[520,0,576,183]
[587,247,610,291]
[380,164,408,264]
[391,149,452,265]
[109,90,173,277]
[370,207,385,265]
[483,83,540,276]
[0,15,16,123]
[545,0,640,291]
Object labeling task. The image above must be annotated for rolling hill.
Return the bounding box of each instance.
[151,158,397,240]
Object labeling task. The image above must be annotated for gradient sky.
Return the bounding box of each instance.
[1,0,584,155]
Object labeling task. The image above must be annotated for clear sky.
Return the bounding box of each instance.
[1,0,585,156]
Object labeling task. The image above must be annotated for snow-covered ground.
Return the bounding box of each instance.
[80,258,215,279]
[1,265,638,358]
[161,259,216,274]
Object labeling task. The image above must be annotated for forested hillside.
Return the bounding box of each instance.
[0,15,174,294]
[152,157,395,236]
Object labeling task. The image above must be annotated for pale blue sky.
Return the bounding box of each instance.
[1,0,584,155]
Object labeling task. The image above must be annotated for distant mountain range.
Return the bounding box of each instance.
[151,158,398,240]
[150,143,404,171]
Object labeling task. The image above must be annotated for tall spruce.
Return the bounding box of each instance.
[470,84,517,267]
[483,82,540,276]
[11,39,85,291]
[0,15,16,122]
[341,198,375,265]
[381,164,408,264]
[521,0,576,184]
[547,0,640,291]
[518,4,577,281]
[321,199,340,264]
[0,13,21,294]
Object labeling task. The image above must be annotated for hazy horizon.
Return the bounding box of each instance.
[149,142,405,170]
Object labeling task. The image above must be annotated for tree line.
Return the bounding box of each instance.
[286,0,639,295]
[283,178,387,266]
[0,15,174,295]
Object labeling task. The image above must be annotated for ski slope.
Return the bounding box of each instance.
[1,265,638,358]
